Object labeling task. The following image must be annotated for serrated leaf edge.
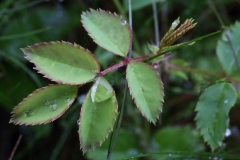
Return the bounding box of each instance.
[10,84,78,125]
[194,82,235,151]
[81,8,132,57]
[126,62,164,124]
[22,41,100,85]
[78,81,118,153]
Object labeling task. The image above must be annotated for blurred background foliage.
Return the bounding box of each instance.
[0,0,240,160]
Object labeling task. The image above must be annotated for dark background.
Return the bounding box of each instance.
[1,0,240,160]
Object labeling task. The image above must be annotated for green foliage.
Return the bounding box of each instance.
[22,41,100,85]
[195,82,237,151]
[216,22,240,75]
[86,130,139,160]
[81,9,132,57]
[78,78,118,153]
[10,84,78,125]
[153,126,204,159]
[126,62,164,124]
[5,1,239,158]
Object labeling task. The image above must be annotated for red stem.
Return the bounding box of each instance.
[99,55,150,76]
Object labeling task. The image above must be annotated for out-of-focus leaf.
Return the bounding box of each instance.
[216,22,240,75]
[81,9,132,57]
[22,41,100,85]
[0,62,39,111]
[126,62,164,124]
[153,126,204,152]
[78,78,118,153]
[195,82,237,151]
[86,130,139,160]
[147,43,159,54]
[10,84,78,125]
[123,0,164,11]
[169,70,188,80]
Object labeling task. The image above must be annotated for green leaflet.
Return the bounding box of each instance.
[195,82,237,151]
[10,84,78,125]
[216,22,240,75]
[126,62,164,124]
[22,41,100,85]
[91,77,114,103]
[81,9,132,57]
[78,78,118,153]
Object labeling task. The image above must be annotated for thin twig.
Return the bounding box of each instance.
[208,0,240,75]
[8,135,22,160]
[107,1,133,160]
[152,0,160,45]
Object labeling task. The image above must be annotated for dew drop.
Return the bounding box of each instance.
[224,99,228,104]
[45,101,51,106]
[50,102,58,111]
[225,128,231,137]
[77,120,80,125]
[121,19,127,25]
[66,97,71,102]
[25,109,32,117]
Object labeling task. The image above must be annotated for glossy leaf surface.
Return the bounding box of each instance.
[10,84,78,125]
[195,82,237,151]
[126,62,164,124]
[216,22,240,75]
[81,9,131,57]
[22,41,100,85]
[91,77,114,103]
[79,77,118,153]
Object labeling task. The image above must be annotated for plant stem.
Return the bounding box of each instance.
[100,55,150,76]
[107,1,133,160]
[8,135,22,160]
[152,0,160,45]
[168,64,240,82]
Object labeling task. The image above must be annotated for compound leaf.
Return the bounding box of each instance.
[78,77,118,153]
[126,62,164,124]
[22,41,100,85]
[81,9,132,57]
[216,22,240,75]
[10,84,78,125]
[195,82,237,151]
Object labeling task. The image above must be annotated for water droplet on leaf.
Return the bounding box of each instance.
[224,99,228,104]
[66,97,71,102]
[25,109,32,117]
[45,101,51,106]
[50,102,58,111]
[121,19,127,25]
[77,120,80,125]
[91,77,113,103]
